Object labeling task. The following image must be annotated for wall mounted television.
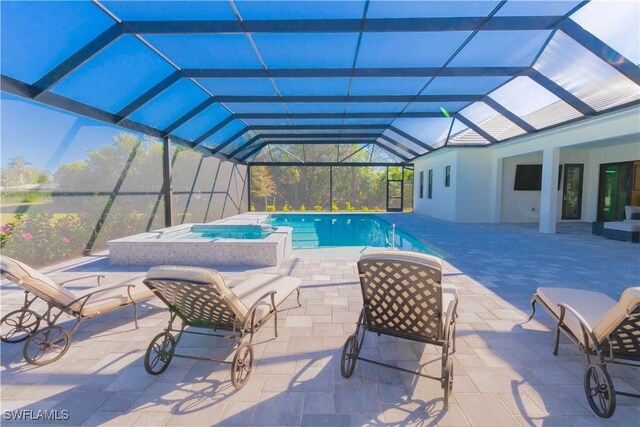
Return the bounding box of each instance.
[514,164,543,191]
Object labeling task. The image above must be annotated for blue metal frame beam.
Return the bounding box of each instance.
[209,128,252,155]
[388,126,434,151]
[184,67,525,78]
[123,16,561,34]
[212,94,480,103]
[258,133,381,139]
[115,71,182,121]
[454,114,499,144]
[263,142,377,145]
[483,97,537,133]
[249,162,404,167]
[162,98,216,134]
[1,74,36,98]
[1,75,222,158]
[377,135,421,157]
[238,142,269,162]
[560,20,640,85]
[249,124,388,130]
[227,134,263,159]
[526,69,596,116]
[32,24,123,96]
[236,113,442,119]
[191,115,236,146]
[373,142,410,161]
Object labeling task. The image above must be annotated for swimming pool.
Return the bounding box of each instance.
[174,225,273,240]
[265,214,438,256]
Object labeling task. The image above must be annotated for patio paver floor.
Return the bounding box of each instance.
[1,214,639,426]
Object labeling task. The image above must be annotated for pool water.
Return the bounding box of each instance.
[176,225,273,240]
[265,214,438,255]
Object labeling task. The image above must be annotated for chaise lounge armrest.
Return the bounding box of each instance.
[59,274,106,286]
[557,302,602,353]
[243,290,277,331]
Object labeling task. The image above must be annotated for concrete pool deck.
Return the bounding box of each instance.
[1,213,638,426]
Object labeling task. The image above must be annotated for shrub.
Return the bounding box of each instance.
[266,205,276,212]
[282,204,290,212]
[331,202,339,211]
[299,204,306,211]
[314,205,323,211]
[374,207,383,212]
[250,204,256,212]
[345,201,355,212]
[361,206,369,212]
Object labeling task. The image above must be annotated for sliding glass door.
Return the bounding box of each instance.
[598,162,632,221]
[562,164,583,219]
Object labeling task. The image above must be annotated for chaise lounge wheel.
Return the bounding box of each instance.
[341,334,359,378]
[443,358,454,409]
[584,363,616,418]
[145,332,176,375]
[231,342,254,389]
[23,326,70,365]
[1,309,40,343]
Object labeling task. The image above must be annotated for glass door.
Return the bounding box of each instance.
[386,167,403,212]
[561,164,583,219]
[598,162,632,221]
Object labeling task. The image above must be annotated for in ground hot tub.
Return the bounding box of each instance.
[108,223,292,267]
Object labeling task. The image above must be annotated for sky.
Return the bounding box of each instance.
[0,92,140,174]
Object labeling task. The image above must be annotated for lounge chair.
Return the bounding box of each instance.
[529,287,640,417]
[0,256,153,365]
[142,265,301,389]
[341,251,458,407]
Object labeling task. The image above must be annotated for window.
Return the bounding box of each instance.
[419,171,424,199]
[428,169,433,199]
[444,165,451,187]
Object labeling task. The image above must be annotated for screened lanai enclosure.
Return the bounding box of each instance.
[1,0,639,266]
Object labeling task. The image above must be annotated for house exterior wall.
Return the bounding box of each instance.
[413,105,640,225]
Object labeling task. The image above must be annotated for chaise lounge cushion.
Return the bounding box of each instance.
[230,274,301,324]
[536,287,640,345]
[1,256,77,308]
[1,256,153,315]
[605,221,640,232]
[73,278,152,317]
[625,205,640,220]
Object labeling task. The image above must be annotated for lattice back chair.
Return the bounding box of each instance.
[1,256,150,365]
[606,303,640,362]
[145,278,239,331]
[142,265,302,389]
[341,251,458,408]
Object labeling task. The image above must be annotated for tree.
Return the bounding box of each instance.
[251,166,277,207]
[8,157,32,184]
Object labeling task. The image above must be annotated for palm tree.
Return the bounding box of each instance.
[8,157,31,184]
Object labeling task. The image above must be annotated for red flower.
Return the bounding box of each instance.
[21,232,33,240]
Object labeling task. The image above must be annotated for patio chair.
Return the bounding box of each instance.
[0,256,153,365]
[341,251,458,407]
[142,265,301,389]
[529,287,640,417]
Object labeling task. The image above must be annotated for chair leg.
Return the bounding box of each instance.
[553,322,561,356]
[528,298,537,321]
[274,308,279,338]
[133,302,139,329]
[296,288,302,307]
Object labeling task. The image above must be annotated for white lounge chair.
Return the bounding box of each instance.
[530,286,640,417]
[0,256,153,365]
[142,265,301,389]
[341,251,458,408]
